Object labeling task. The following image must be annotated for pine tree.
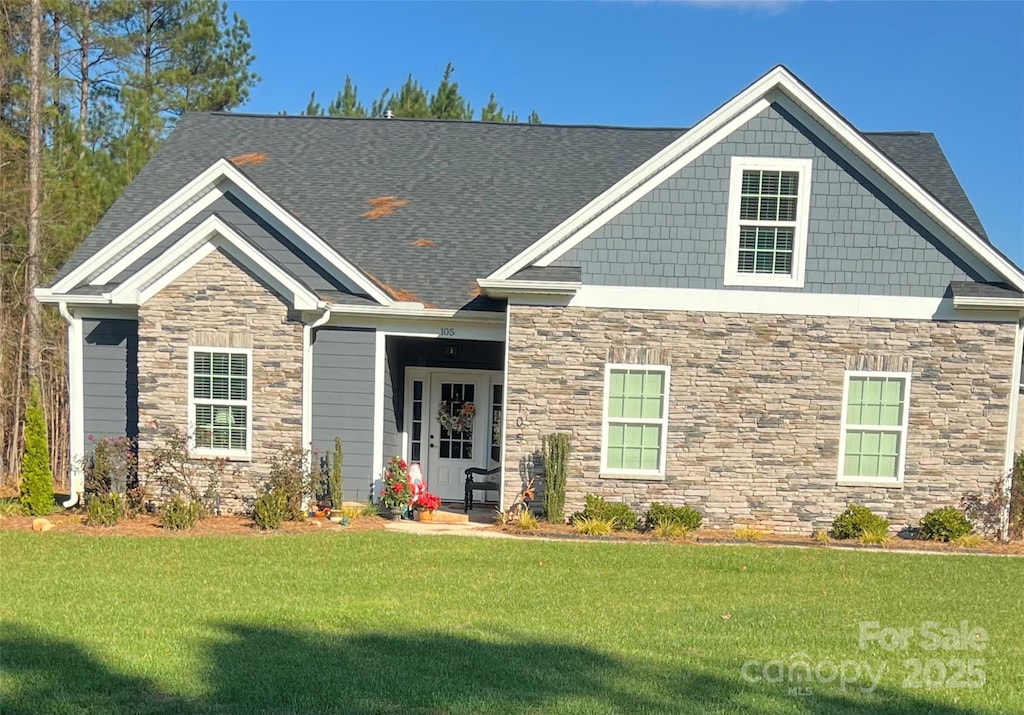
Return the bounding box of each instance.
[428,62,472,120]
[303,90,323,116]
[21,378,55,515]
[327,75,366,117]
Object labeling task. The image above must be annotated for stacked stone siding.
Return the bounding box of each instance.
[503,305,1016,534]
[137,248,304,513]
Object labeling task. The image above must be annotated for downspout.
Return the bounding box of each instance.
[58,302,84,508]
[300,304,332,496]
[1001,317,1024,541]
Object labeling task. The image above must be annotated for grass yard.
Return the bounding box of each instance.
[1,531,1021,714]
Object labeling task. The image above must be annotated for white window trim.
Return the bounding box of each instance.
[187,346,253,461]
[836,370,912,487]
[724,156,812,289]
[600,363,670,480]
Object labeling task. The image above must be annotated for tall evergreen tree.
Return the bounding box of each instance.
[326,75,366,117]
[428,62,472,120]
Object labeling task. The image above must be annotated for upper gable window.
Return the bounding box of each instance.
[724,157,812,288]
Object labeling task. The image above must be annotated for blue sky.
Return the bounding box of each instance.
[231,1,1023,267]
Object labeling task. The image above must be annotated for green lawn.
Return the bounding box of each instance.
[1,531,1021,715]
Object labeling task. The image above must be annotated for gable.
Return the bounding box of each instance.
[106,194,359,297]
[550,103,995,298]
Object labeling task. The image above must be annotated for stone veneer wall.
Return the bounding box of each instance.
[503,305,1016,534]
[137,248,304,513]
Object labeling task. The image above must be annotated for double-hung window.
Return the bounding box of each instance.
[189,347,252,458]
[724,157,812,288]
[602,365,669,478]
[838,372,911,485]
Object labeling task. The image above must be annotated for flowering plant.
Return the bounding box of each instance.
[413,491,441,512]
[380,456,414,510]
[438,401,475,435]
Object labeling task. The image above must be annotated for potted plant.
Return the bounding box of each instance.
[379,456,414,518]
[413,491,442,522]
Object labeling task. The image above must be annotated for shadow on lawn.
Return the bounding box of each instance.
[1,622,987,715]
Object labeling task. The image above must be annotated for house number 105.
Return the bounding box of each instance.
[440,328,456,336]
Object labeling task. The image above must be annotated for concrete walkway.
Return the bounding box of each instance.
[384,519,516,539]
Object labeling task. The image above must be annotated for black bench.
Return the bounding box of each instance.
[464,466,500,512]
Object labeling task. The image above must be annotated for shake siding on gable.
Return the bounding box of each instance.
[311,327,376,502]
[553,104,992,294]
[82,318,139,448]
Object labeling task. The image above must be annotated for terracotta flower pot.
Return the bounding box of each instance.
[416,509,436,523]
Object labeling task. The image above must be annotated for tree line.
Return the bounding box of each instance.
[2,0,538,491]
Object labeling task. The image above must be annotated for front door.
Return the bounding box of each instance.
[426,374,486,501]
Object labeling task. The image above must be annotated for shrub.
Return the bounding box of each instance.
[542,433,570,523]
[951,533,982,549]
[85,436,137,496]
[812,529,832,544]
[959,452,1024,540]
[580,494,638,531]
[572,515,613,536]
[514,509,539,531]
[328,437,344,508]
[830,504,889,540]
[20,378,55,516]
[858,521,892,545]
[253,489,288,530]
[267,445,313,520]
[0,498,25,519]
[160,496,203,531]
[147,427,224,514]
[85,493,124,527]
[919,507,974,542]
[643,502,702,532]
[734,526,765,541]
[653,521,688,539]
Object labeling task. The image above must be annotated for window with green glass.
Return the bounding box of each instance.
[604,367,668,473]
[841,374,909,480]
[191,349,250,453]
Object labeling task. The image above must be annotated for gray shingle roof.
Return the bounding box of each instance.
[55,112,992,309]
[949,281,1022,300]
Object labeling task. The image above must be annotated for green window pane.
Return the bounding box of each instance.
[622,397,642,418]
[878,432,899,456]
[644,372,663,397]
[844,453,860,476]
[622,447,642,470]
[641,397,662,419]
[641,447,659,471]
[878,405,900,426]
[606,447,624,470]
[863,379,882,404]
[845,431,861,454]
[625,372,644,397]
[609,370,625,398]
[607,424,624,448]
[642,425,661,448]
[608,397,625,419]
[848,378,863,404]
[859,454,879,476]
[622,425,644,448]
[861,432,880,455]
[882,379,903,405]
[877,455,898,478]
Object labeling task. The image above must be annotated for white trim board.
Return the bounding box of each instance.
[563,285,1019,323]
[489,66,1024,293]
[60,303,84,507]
[53,158,393,305]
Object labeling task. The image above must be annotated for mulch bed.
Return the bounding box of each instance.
[0,511,386,537]
[490,523,1024,555]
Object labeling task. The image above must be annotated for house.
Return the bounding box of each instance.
[38,66,1024,534]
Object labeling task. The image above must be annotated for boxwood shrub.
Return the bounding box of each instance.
[643,502,703,532]
[579,494,638,531]
[830,504,889,540]
[919,506,974,542]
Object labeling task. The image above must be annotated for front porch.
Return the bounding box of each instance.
[384,336,505,507]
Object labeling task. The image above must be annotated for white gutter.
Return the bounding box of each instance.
[58,302,84,508]
[300,304,333,498]
[476,278,581,298]
[953,296,1024,311]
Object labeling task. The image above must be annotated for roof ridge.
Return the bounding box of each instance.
[200,111,689,132]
